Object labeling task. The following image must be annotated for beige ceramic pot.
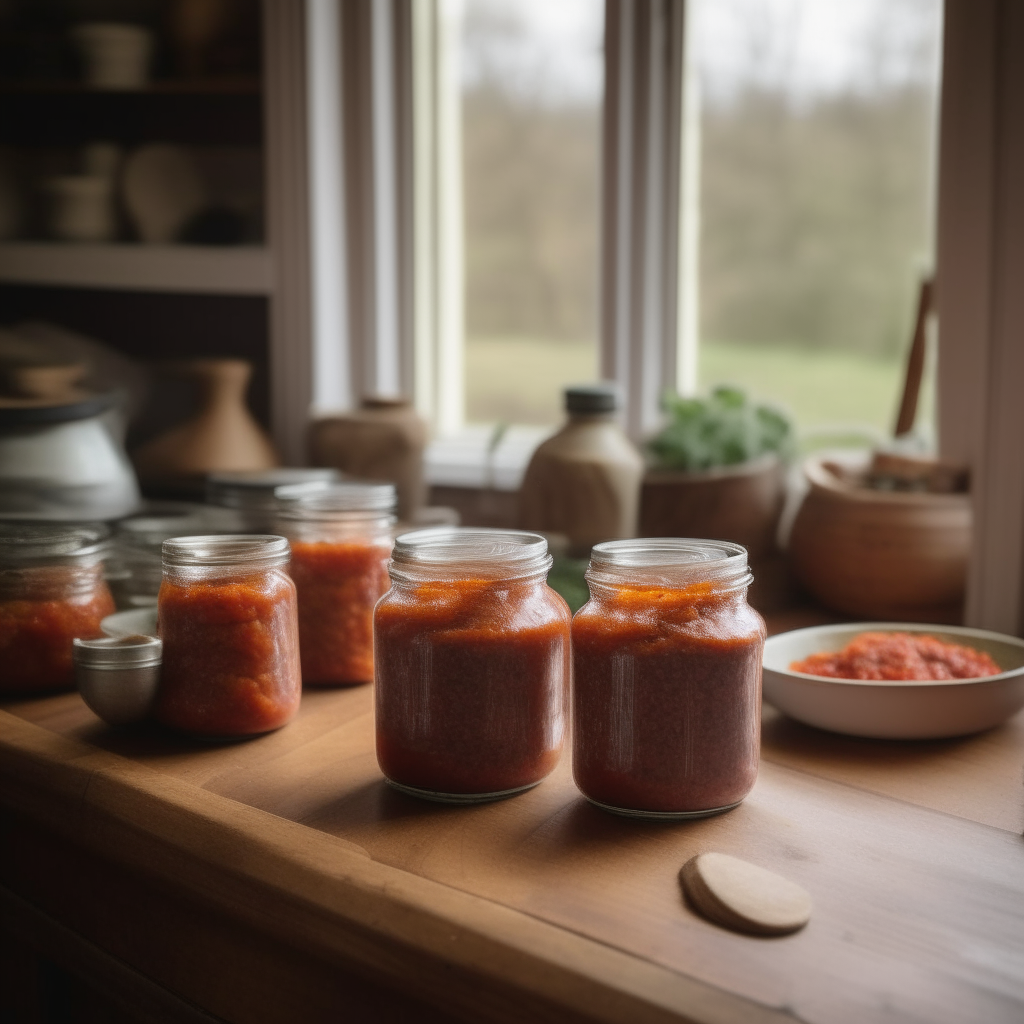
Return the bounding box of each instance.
[639,453,786,559]
[788,456,971,622]
[308,397,428,520]
[131,359,279,491]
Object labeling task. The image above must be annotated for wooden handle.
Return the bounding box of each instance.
[894,278,934,437]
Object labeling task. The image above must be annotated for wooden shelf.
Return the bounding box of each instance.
[0,242,274,295]
[0,88,262,146]
[0,78,261,96]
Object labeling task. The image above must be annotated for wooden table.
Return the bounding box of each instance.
[1,669,1023,1023]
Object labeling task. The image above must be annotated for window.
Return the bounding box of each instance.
[690,0,944,444]
[458,0,605,428]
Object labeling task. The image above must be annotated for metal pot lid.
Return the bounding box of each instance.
[0,390,118,427]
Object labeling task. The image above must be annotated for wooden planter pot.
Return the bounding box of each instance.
[639,454,787,559]
[788,456,971,623]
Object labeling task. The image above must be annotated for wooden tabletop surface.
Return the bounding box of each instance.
[2,656,1023,1024]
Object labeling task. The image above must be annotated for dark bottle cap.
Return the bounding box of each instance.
[564,384,619,415]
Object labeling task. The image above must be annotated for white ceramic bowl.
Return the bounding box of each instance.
[102,606,158,638]
[762,622,1024,739]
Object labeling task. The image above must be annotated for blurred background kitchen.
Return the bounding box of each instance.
[0,0,984,625]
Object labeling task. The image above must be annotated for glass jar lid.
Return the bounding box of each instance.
[205,468,338,511]
[390,527,551,581]
[0,521,109,566]
[162,534,290,570]
[587,538,751,590]
[277,481,397,519]
[73,634,162,669]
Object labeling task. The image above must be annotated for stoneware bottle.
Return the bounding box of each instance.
[519,384,643,557]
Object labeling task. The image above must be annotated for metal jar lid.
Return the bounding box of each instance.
[73,634,163,669]
[205,469,339,511]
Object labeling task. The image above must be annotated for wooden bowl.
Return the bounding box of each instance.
[788,457,970,621]
[763,623,1024,738]
[640,454,786,559]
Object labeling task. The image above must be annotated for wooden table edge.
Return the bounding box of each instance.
[0,710,793,1024]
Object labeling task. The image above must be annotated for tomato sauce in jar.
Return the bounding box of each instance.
[374,529,570,802]
[278,484,395,686]
[0,523,114,695]
[572,540,765,818]
[156,535,301,737]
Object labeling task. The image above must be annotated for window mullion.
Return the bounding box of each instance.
[601,0,693,440]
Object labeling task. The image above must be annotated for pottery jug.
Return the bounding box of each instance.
[308,397,428,520]
[132,359,278,492]
[519,385,643,557]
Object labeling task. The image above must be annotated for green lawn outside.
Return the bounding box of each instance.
[465,336,926,441]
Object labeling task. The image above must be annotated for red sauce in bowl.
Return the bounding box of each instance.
[289,539,391,685]
[790,631,1002,680]
[374,577,570,797]
[0,583,114,694]
[157,573,301,737]
[572,580,765,815]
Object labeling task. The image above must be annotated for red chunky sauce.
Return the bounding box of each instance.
[791,631,1002,680]
[157,573,301,736]
[0,583,114,694]
[374,578,570,796]
[289,539,390,685]
[572,581,765,814]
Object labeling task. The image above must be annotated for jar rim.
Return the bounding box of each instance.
[74,634,162,668]
[278,481,397,518]
[0,521,109,565]
[587,538,751,589]
[391,527,551,579]
[161,534,290,569]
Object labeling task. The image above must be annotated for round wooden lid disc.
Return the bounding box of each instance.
[680,852,812,936]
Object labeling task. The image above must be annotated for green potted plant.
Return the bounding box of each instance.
[640,387,795,558]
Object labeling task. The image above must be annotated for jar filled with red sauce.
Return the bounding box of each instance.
[0,523,114,695]
[374,528,571,802]
[277,482,395,686]
[157,535,301,738]
[572,539,765,818]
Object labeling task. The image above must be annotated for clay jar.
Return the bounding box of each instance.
[308,397,427,521]
[132,359,278,493]
[519,385,643,558]
[788,456,971,622]
[640,454,787,561]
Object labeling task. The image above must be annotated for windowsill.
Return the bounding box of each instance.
[425,425,553,490]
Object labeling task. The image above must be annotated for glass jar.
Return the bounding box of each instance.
[110,507,217,609]
[205,468,339,533]
[156,535,301,737]
[277,483,396,686]
[572,539,765,818]
[0,523,114,694]
[374,528,571,802]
